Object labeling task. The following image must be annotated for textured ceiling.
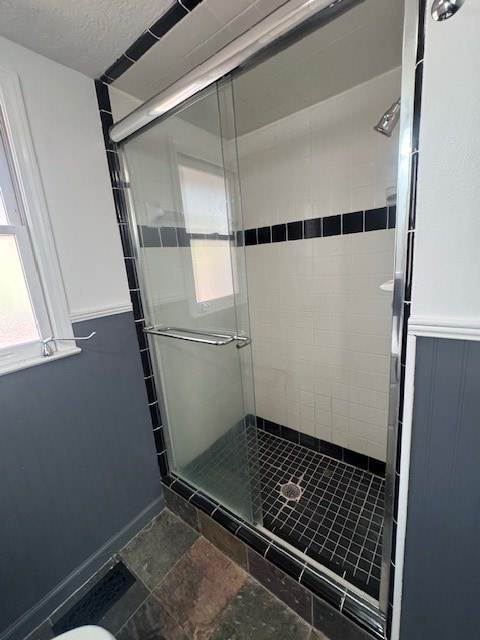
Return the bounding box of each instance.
[0,0,173,78]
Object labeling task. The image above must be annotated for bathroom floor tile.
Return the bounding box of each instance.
[308,629,330,640]
[312,596,371,640]
[209,577,312,640]
[117,593,188,640]
[23,621,54,640]
[155,537,247,639]
[163,485,199,531]
[120,510,199,589]
[247,548,312,623]
[95,576,149,635]
[198,512,248,569]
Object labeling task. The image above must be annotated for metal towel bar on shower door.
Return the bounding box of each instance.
[144,326,252,349]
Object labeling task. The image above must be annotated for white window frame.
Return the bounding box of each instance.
[0,67,79,375]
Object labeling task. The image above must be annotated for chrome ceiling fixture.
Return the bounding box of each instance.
[374,99,401,137]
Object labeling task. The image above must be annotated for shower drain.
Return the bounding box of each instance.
[279,481,303,501]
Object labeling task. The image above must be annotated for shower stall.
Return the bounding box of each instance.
[110,0,410,630]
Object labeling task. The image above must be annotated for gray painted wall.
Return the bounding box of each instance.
[400,337,480,640]
[0,312,163,640]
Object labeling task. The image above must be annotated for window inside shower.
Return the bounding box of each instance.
[118,0,405,615]
[178,158,234,308]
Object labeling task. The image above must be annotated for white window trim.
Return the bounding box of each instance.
[0,66,79,375]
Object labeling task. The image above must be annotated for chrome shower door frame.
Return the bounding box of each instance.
[111,0,424,628]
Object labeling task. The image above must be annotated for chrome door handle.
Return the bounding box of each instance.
[144,326,252,349]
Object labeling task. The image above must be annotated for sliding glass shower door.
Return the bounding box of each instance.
[122,79,261,524]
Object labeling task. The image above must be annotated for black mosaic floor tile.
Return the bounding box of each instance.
[258,432,384,600]
[182,426,384,600]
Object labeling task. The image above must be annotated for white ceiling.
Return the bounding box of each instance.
[232,0,404,134]
[0,0,173,78]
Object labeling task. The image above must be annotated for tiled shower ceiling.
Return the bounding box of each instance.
[112,0,403,136]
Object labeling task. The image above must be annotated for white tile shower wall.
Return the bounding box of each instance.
[246,231,394,461]
[239,70,400,461]
[237,68,401,228]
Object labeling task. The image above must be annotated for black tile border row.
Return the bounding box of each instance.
[137,224,232,248]
[244,206,396,247]
[254,415,386,477]
[99,1,205,84]
[162,473,385,639]
[135,205,395,250]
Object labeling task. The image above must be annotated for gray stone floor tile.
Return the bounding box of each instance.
[155,537,246,639]
[308,628,330,640]
[209,577,311,640]
[163,487,199,531]
[117,594,188,640]
[247,548,312,623]
[120,510,198,589]
[199,512,247,569]
[96,579,149,635]
[23,621,53,640]
[312,597,371,640]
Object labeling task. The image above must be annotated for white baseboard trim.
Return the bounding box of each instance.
[409,316,480,341]
[0,496,164,640]
[70,303,133,323]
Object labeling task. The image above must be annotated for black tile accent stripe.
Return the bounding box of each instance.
[323,214,341,237]
[162,473,385,639]
[243,207,394,247]
[136,224,235,248]
[304,217,322,238]
[342,211,363,234]
[255,416,386,477]
[99,1,206,84]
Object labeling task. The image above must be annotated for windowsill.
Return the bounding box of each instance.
[0,346,82,377]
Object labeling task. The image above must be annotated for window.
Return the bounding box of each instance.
[0,68,76,374]
[178,159,234,310]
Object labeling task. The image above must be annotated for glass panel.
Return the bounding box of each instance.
[122,82,261,523]
[0,235,39,348]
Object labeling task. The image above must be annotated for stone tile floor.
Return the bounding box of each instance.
[25,507,370,640]
[117,509,326,640]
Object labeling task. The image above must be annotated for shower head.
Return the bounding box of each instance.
[374,99,401,137]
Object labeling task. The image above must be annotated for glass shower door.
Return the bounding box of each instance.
[122,80,261,524]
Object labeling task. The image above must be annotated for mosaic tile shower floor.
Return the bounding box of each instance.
[258,431,384,599]
[185,427,384,599]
